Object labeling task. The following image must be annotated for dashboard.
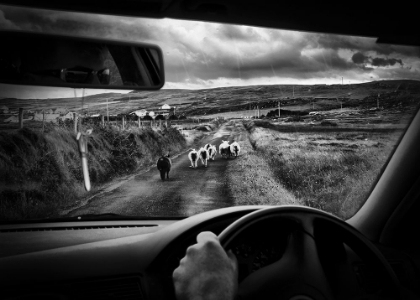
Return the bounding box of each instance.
[1,206,419,300]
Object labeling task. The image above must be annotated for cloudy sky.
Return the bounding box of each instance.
[1,4,420,96]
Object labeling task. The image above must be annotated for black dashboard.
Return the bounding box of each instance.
[1,206,419,300]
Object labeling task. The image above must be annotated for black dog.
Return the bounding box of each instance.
[157,154,172,180]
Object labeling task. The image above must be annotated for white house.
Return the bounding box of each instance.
[132,109,147,117]
[161,104,171,110]
[59,112,74,121]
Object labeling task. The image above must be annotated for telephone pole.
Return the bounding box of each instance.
[278,101,281,117]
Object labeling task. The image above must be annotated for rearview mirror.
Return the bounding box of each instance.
[0,31,164,90]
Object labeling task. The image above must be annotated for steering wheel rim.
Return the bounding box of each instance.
[218,205,402,300]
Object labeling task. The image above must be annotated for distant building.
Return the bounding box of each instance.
[132,109,147,117]
[59,112,74,121]
[161,104,171,110]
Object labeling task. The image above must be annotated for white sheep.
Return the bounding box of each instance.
[219,140,231,158]
[198,147,210,167]
[188,148,199,168]
[230,141,241,157]
[208,144,217,160]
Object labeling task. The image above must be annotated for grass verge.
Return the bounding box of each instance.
[226,121,301,206]
[0,125,186,220]
[244,120,402,219]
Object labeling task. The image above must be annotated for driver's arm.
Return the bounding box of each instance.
[173,231,238,300]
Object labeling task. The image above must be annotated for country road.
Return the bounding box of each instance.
[65,121,247,217]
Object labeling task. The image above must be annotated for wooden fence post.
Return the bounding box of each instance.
[73,113,78,134]
[138,117,141,128]
[122,116,125,130]
[159,120,162,128]
[101,115,105,127]
[18,108,24,129]
[78,115,82,132]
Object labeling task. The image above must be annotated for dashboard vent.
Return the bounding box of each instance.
[0,224,157,233]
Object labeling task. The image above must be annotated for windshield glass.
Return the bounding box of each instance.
[1,5,419,221]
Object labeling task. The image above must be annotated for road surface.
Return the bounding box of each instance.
[66,121,245,217]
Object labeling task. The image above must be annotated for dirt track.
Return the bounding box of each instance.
[66,121,245,217]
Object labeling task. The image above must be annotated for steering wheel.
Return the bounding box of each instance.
[218,206,402,300]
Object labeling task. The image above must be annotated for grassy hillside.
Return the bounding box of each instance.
[2,80,419,118]
[0,125,186,220]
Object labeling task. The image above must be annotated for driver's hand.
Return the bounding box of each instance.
[173,231,238,300]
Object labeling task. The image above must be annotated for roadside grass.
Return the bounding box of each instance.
[226,121,300,206]
[0,125,186,220]
[244,121,402,219]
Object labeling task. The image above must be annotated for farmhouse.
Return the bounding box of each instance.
[59,112,74,121]
[131,109,147,117]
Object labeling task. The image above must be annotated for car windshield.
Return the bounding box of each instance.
[1,5,419,222]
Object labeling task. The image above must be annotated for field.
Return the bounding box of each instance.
[226,120,403,219]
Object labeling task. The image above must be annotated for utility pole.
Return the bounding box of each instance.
[278,101,281,117]
[293,86,294,98]
[377,93,380,108]
[342,77,343,85]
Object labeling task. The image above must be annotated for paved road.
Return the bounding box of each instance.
[66,121,245,217]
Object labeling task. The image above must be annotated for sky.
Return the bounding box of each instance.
[1,4,420,98]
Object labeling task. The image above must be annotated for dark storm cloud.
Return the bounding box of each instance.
[352,52,370,64]
[352,51,404,68]
[316,33,420,58]
[371,57,403,67]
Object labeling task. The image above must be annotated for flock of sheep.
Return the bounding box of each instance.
[156,140,241,180]
[188,140,241,168]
